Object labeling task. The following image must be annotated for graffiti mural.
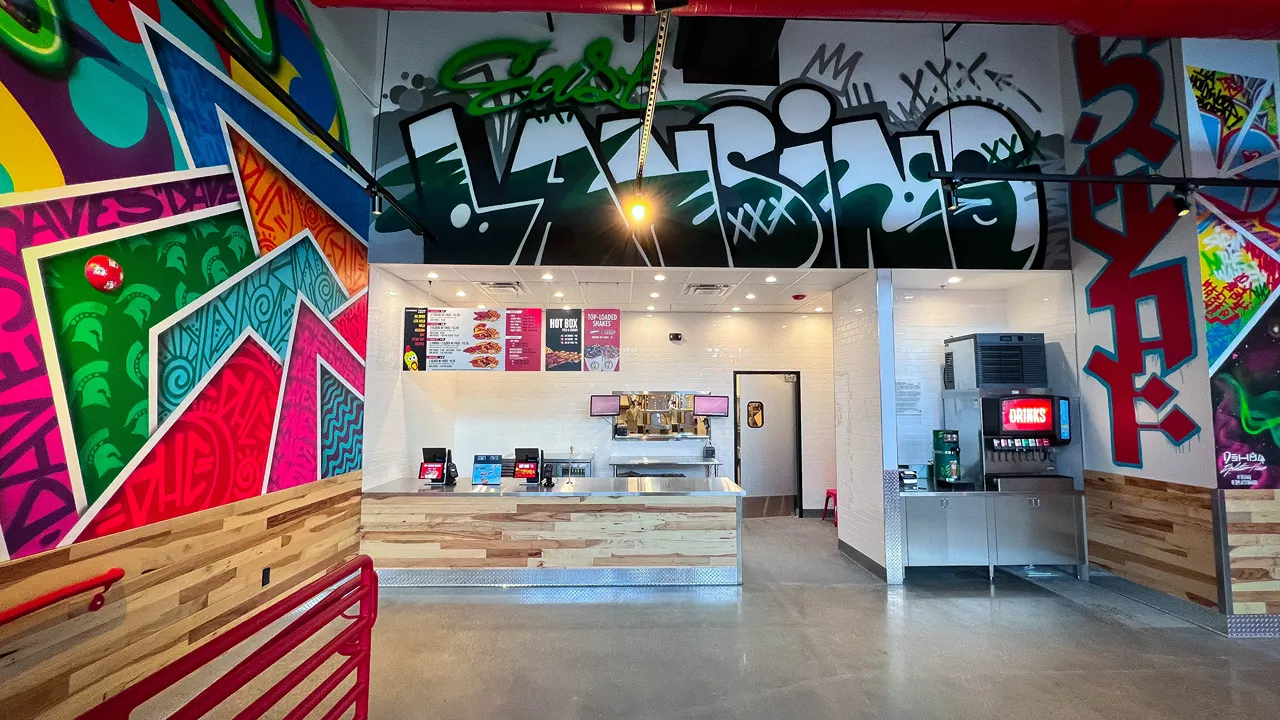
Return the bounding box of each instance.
[371,18,1068,269]
[1071,36,1201,470]
[1184,47,1280,488]
[0,0,347,194]
[0,15,368,559]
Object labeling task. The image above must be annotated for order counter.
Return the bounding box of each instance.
[361,477,745,586]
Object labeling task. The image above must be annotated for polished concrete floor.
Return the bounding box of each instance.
[369,518,1280,720]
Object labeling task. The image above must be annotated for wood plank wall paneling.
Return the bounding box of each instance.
[1224,489,1280,615]
[0,471,362,720]
[1084,471,1219,609]
[361,494,739,569]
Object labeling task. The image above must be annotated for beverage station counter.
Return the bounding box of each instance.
[360,476,745,587]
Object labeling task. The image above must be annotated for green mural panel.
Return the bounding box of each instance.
[37,209,255,504]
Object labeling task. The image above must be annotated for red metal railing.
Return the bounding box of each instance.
[0,567,125,627]
[79,555,377,720]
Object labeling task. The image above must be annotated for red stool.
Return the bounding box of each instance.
[821,488,837,527]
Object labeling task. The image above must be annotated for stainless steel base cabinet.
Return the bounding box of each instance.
[991,493,1081,566]
[903,495,988,567]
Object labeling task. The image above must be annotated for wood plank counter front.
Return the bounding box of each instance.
[361,477,744,586]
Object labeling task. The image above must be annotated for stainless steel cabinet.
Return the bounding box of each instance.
[991,493,1081,566]
[904,495,988,566]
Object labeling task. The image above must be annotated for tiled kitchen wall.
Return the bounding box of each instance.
[364,291,838,508]
[832,273,887,568]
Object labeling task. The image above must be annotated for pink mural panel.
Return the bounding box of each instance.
[331,292,369,359]
[266,300,365,492]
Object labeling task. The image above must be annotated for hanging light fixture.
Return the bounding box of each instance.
[1173,184,1194,217]
[629,10,672,224]
[943,179,960,212]
[369,186,384,216]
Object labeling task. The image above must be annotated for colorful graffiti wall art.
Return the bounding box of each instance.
[370,17,1070,269]
[1187,56,1280,488]
[1070,36,1201,471]
[0,0,348,195]
[0,15,367,560]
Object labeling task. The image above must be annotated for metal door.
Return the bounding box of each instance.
[735,373,800,510]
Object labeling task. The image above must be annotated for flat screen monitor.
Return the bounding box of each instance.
[590,394,622,417]
[515,447,541,463]
[422,447,448,463]
[694,395,731,417]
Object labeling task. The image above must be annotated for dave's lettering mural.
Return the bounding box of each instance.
[372,24,1069,269]
[1071,36,1200,468]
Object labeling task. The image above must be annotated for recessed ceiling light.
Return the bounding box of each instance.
[646,314,653,317]
[541,272,554,280]
[801,315,809,318]
[745,293,756,300]
[855,308,864,313]
[732,307,741,312]
[765,275,777,283]
[426,272,439,279]
[1043,297,1050,302]
[650,292,660,298]
[815,307,824,312]
[654,274,666,281]
[456,290,467,297]
[948,276,962,284]
[562,305,571,310]
[646,305,655,311]
[781,324,788,329]
[724,315,731,318]
[553,291,564,298]
[904,295,915,299]
[387,290,397,296]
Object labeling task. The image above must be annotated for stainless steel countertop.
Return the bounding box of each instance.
[607,456,723,465]
[366,476,745,497]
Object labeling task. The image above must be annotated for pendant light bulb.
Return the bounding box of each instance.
[944,179,960,212]
[1173,185,1193,218]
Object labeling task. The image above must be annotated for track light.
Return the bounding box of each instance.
[944,179,960,211]
[369,186,383,216]
[1173,185,1194,217]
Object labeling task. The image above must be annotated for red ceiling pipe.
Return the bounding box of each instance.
[310,0,1280,40]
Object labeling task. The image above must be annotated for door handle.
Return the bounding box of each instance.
[1028,498,1040,508]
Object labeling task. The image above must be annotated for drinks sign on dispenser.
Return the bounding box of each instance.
[1000,397,1053,433]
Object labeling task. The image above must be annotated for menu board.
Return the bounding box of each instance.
[544,309,583,371]
[505,308,543,371]
[425,308,504,370]
[583,309,621,372]
[402,307,427,371]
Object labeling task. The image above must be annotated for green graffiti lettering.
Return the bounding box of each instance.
[438,37,706,116]
[0,0,68,74]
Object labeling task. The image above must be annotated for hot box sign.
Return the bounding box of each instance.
[1000,397,1054,433]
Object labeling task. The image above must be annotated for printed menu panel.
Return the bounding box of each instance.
[402,307,427,371]
[505,308,543,371]
[425,308,505,370]
[583,309,621,372]
[544,309,583,371]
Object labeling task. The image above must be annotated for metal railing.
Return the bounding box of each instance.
[79,555,377,719]
[0,568,125,627]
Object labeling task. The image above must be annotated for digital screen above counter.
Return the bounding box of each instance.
[693,395,731,417]
[590,394,622,416]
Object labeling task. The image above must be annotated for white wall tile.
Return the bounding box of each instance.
[832,274,886,564]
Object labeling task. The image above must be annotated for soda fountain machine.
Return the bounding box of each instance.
[941,333,1074,491]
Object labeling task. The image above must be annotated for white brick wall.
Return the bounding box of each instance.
[365,300,838,508]
[891,289,1010,467]
[832,273,886,564]
[364,267,439,489]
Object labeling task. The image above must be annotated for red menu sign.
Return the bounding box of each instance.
[583,309,621,372]
[1000,397,1053,432]
[505,308,543,371]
